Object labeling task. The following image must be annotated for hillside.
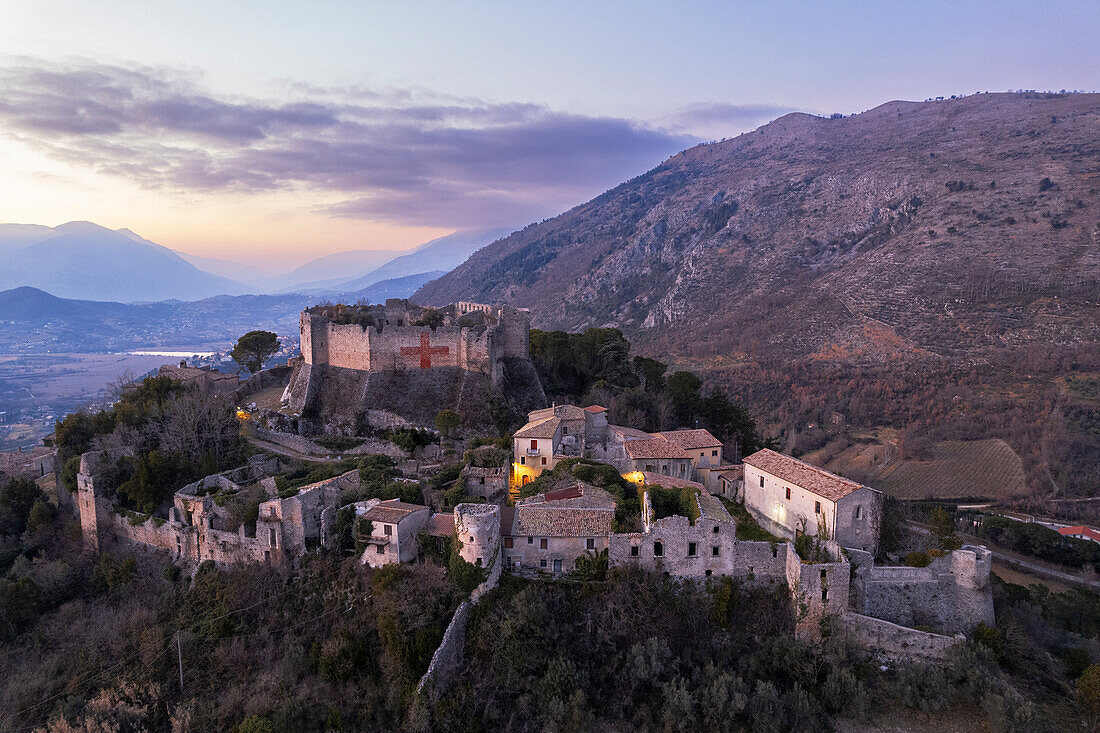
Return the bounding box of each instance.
[418,93,1099,361]
[417,93,1100,501]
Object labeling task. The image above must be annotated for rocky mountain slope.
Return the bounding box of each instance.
[417,93,1099,365]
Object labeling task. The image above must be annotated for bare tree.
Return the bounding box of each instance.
[157,390,242,468]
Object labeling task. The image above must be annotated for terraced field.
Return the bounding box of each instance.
[875,438,1027,501]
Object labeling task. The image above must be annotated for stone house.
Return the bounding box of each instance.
[357,499,430,567]
[459,465,508,501]
[511,405,591,482]
[158,361,240,396]
[502,483,615,575]
[622,438,694,480]
[742,449,882,553]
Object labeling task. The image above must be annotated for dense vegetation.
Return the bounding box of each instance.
[530,327,771,458]
[2,480,1098,730]
[54,376,246,513]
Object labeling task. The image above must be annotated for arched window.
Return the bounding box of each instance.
[653,541,664,557]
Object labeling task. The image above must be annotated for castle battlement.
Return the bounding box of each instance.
[298,300,529,382]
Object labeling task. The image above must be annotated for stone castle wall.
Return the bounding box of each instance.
[609,516,789,584]
[852,546,995,635]
[839,612,960,661]
[299,306,530,379]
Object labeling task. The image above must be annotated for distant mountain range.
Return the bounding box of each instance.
[0,222,509,303]
[0,270,444,353]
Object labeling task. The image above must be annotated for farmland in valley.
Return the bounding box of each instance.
[874,438,1027,501]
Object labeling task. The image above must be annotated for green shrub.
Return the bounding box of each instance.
[904,551,932,567]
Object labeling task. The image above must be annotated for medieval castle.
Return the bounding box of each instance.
[282,300,543,432]
[60,300,999,696]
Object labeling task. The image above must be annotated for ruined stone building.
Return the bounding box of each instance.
[743,449,883,554]
[158,361,240,397]
[76,451,354,567]
[502,484,616,575]
[355,498,430,568]
[283,299,545,432]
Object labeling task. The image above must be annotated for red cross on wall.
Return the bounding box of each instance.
[400,332,449,368]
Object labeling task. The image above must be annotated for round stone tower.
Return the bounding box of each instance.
[454,503,500,569]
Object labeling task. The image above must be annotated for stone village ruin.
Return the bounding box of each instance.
[66,299,997,692]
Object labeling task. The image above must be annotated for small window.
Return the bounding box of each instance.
[820,568,827,580]
[479,477,485,485]
[815,501,821,514]
[712,450,718,457]
[785,487,791,500]
[759,476,765,488]
[630,546,639,557]
[645,464,654,472]
[821,588,828,602]
[855,505,862,520]
[772,546,778,558]
[705,569,712,577]
[383,524,392,536]
[540,538,547,549]
[476,557,482,566]
[527,536,533,544]
[376,544,384,554]
[586,538,595,550]
[712,525,719,533]
[749,565,754,574]
[688,542,697,557]
[541,457,547,465]
[540,559,547,568]
[562,426,568,435]
[520,456,525,465]
[504,537,513,548]
[654,541,664,557]
[531,439,537,450]
[712,546,719,556]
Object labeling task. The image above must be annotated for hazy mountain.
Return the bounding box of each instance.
[339,228,511,292]
[337,271,445,303]
[269,248,406,291]
[0,224,56,258]
[417,93,1099,362]
[173,251,269,288]
[0,286,309,353]
[0,222,250,302]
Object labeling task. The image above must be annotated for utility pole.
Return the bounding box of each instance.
[176,631,184,692]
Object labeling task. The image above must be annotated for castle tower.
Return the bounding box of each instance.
[454,503,500,570]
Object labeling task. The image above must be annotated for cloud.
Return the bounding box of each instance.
[0,59,699,229]
[664,102,799,139]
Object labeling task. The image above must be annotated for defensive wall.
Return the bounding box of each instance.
[76,451,354,568]
[838,612,961,662]
[850,545,995,634]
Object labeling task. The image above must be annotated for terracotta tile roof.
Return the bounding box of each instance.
[426,512,456,536]
[362,499,428,525]
[655,429,723,450]
[639,471,705,490]
[545,485,583,501]
[1058,525,1100,542]
[743,449,864,501]
[513,486,615,537]
[626,438,691,460]
[714,465,744,480]
[609,424,653,441]
[527,405,586,422]
[583,405,607,413]
[514,416,560,439]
